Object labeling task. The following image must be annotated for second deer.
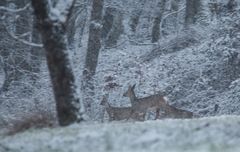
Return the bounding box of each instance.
[100,94,145,121]
[123,84,193,119]
[160,104,193,119]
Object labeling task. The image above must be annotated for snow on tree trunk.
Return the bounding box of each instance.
[82,0,104,119]
[102,7,124,48]
[31,0,84,126]
[102,7,115,40]
[129,0,146,34]
[67,1,88,50]
[185,0,201,26]
[151,0,166,43]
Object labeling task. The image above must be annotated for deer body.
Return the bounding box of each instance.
[100,95,145,121]
[162,105,193,119]
[123,85,168,119]
[123,84,193,119]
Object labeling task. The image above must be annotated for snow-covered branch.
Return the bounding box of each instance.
[160,6,186,37]
[126,35,156,46]
[4,24,43,48]
[18,32,31,38]
[8,32,43,48]
[0,3,30,13]
[50,0,76,23]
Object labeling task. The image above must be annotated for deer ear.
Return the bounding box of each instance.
[132,84,136,90]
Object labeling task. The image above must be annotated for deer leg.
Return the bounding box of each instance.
[160,109,166,119]
[155,108,160,120]
[141,112,146,121]
[109,113,114,121]
[126,110,134,121]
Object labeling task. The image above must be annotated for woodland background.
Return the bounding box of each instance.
[0,1,240,149]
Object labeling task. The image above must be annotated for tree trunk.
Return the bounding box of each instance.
[185,0,201,26]
[227,0,237,12]
[129,10,141,33]
[129,0,146,33]
[102,7,115,40]
[31,0,84,126]
[171,0,180,31]
[82,0,104,118]
[102,7,124,47]
[151,0,166,43]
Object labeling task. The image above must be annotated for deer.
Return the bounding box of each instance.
[123,84,193,120]
[100,94,145,121]
[160,104,193,119]
[123,84,168,120]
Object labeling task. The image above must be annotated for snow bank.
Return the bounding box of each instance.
[1,115,240,152]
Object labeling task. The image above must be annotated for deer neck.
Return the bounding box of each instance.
[105,103,112,113]
[129,91,137,104]
[105,106,111,112]
[105,102,111,108]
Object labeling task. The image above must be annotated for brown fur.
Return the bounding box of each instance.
[100,95,145,121]
[123,84,193,119]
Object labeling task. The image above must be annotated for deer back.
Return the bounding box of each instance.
[123,84,168,112]
[101,94,144,121]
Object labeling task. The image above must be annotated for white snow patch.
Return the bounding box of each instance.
[1,116,240,152]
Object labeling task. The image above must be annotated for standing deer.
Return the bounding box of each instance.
[100,94,145,121]
[123,84,168,119]
[123,84,193,119]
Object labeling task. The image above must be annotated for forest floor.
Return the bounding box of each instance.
[0,115,240,152]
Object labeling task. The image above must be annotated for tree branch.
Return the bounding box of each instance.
[4,24,43,48]
[160,6,186,37]
[0,3,30,13]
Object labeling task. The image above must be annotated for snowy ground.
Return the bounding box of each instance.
[0,115,240,152]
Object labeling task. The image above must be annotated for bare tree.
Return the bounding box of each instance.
[0,0,40,93]
[151,0,166,43]
[129,10,141,33]
[185,0,201,26]
[31,0,84,126]
[102,7,124,47]
[67,0,88,50]
[81,0,104,118]
[227,0,237,12]
[129,0,146,33]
